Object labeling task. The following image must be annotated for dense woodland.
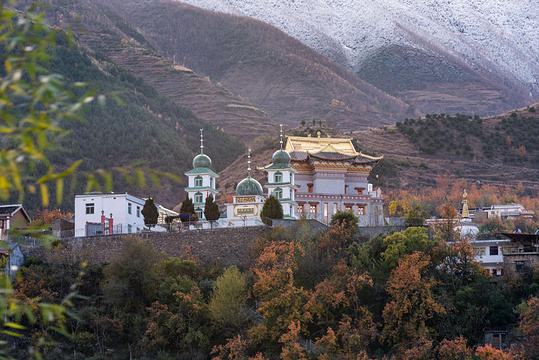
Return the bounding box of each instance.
[395,112,539,167]
[14,32,244,213]
[5,212,539,359]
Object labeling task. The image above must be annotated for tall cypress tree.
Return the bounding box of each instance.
[141,197,159,229]
[204,194,220,228]
[179,194,195,222]
[260,195,283,220]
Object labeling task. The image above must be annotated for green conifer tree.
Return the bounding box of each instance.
[141,197,159,229]
[260,195,284,220]
[180,194,195,222]
[204,194,220,227]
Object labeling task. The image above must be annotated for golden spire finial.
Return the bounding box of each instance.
[462,189,469,219]
[317,131,321,138]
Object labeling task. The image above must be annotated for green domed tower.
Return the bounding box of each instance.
[225,149,265,226]
[261,125,298,219]
[236,176,263,196]
[184,129,219,220]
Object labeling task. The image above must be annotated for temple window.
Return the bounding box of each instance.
[195,192,203,203]
[357,206,365,215]
[274,172,283,183]
[309,204,317,214]
[195,176,203,187]
[274,188,283,199]
[307,183,314,193]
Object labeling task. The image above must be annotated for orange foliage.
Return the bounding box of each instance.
[474,344,514,360]
[34,209,72,225]
[382,253,445,357]
[211,335,269,360]
[517,297,539,359]
[279,321,308,360]
[385,176,538,219]
[437,336,473,360]
[250,240,310,345]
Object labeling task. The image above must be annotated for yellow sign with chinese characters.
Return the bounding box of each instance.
[236,196,256,203]
[234,205,258,216]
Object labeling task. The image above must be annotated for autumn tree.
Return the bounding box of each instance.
[516,297,539,359]
[474,344,514,360]
[249,240,310,349]
[382,252,445,357]
[436,336,473,360]
[330,210,359,232]
[307,261,377,358]
[433,203,460,242]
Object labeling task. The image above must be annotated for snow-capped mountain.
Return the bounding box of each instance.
[180,0,538,112]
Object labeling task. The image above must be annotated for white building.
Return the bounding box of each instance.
[469,239,510,276]
[74,193,146,237]
[483,204,534,220]
[261,125,298,219]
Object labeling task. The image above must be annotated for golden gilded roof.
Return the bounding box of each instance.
[285,135,382,160]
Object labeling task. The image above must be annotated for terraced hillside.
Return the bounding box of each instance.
[103,0,417,131]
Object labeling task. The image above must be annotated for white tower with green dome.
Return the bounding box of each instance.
[185,129,219,220]
[261,125,298,219]
[225,149,265,226]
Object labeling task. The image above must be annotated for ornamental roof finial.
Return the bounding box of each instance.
[280,124,283,150]
[247,148,251,178]
[200,128,204,154]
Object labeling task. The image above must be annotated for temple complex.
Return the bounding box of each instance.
[285,132,384,226]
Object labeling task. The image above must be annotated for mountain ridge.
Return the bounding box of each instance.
[181,0,538,116]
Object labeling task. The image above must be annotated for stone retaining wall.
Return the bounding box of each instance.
[28,226,271,266]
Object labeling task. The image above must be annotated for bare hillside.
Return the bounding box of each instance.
[105,0,418,131]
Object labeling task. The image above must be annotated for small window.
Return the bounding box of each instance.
[274,188,283,199]
[290,173,293,183]
[489,246,499,256]
[344,185,348,194]
[86,203,95,215]
[307,183,314,193]
[516,261,525,273]
[274,172,283,183]
[136,206,140,218]
[357,206,365,216]
[128,203,132,215]
[128,224,132,233]
[210,177,214,188]
[333,203,338,214]
[195,192,203,203]
[195,176,203,187]
[289,205,292,214]
[309,204,317,214]
[345,205,352,212]
[297,204,304,213]
[136,227,140,233]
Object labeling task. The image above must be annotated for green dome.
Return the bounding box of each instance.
[236,176,263,196]
[272,149,291,165]
[193,153,212,169]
